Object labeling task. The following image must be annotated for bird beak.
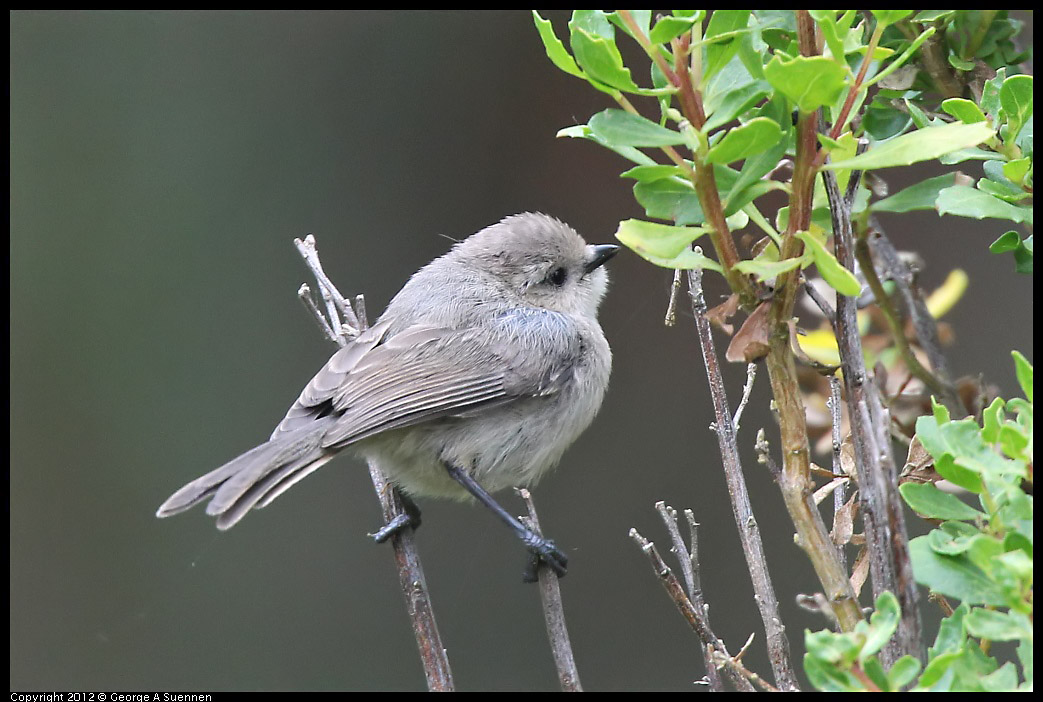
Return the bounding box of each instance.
[584,244,620,274]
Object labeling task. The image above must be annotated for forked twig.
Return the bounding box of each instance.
[629,528,756,692]
[294,234,454,692]
[686,259,799,692]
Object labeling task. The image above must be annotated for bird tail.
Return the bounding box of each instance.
[156,420,336,530]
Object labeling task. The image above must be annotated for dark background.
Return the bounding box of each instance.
[10,10,1033,691]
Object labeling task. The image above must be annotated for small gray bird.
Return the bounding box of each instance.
[157,213,617,577]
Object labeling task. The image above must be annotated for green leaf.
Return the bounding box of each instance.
[914,10,955,22]
[703,80,772,131]
[764,54,849,113]
[809,11,847,63]
[556,124,657,166]
[941,98,988,124]
[948,54,976,71]
[937,459,986,494]
[648,15,697,45]
[1011,351,1033,403]
[978,178,1031,203]
[724,127,788,196]
[805,628,862,667]
[981,68,1007,119]
[940,147,999,165]
[860,592,901,661]
[863,657,890,692]
[703,10,751,82]
[905,99,932,130]
[863,102,913,141]
[532,12,585,79]
[926,416,1024,480]
[981,397,1005,444]
[734,256,803,282]
[796,231,862,296]
[917,639,1002,691]
[1002,157,1031,185]
[965,608,1032,642]
[931,603,970,658]
[588,108,685,147]
[994,549,1033,584]
[999,74,1033,141]
[607,10,651,40]
[630,246,723,272]
[805,648,864,692]
[620,164,687,182]
[936,186,1033,225]
[872,173,965,213]
[900,483,984,521]
[723,180,782,215]
[823,122,996,171]
[928,521,981,555]
[999,424,1029,459]
[909,536,1009,606]
[888,655,922,690]
[614,218,708,259]
[931,397,952,423]
[980,158,1022,191]
[633,164,741,225]
[1014,235,1033,274]
[914,416,982,494]
[981,663,1020,692]
[569,11,640,93]
[705,117,782,164]
[871,10,913,26]
[634,177,704,225]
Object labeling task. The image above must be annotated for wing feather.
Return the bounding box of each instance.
[273,309,581,452]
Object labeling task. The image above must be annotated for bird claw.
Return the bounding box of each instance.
[369,507,422,543]
[522,536,568,582]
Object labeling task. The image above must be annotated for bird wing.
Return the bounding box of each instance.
[270,309,581,450]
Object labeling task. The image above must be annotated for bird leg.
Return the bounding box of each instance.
[369,489,423,543]
[443,461,568,580]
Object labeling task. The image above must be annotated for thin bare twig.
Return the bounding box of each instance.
[664,268,684,326]
[822,168,924,668]
[827,375,848,571]
[855,238,947,399]
[294,235,360,338]
[294,235,454,692]
[629,528,756,692]
[866,223,963,415]
[732,363,757,433]
[686,261,800,692]
[517,488,582,692]
[804,280,838,329]
[655,502,723,692]
[298,283,339,343]
[709,640,781,693]
[754,429,782,481]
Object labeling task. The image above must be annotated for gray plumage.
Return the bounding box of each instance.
[157,212,615,530]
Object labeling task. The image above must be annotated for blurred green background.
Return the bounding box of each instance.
[10,10,1033,691]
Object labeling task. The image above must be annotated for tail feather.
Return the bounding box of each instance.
[156,440,276,518]
[213,453,331,530]
[255,454,336,509]
[156,420,335,527]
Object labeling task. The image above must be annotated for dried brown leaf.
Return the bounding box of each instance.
[726,301,772,363]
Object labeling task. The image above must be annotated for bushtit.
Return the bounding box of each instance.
[157,213,617,577]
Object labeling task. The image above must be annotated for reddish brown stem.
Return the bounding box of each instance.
[763,11,864,634]
[617,9,754,306]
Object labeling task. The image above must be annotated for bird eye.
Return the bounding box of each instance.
[547,267,568,286]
